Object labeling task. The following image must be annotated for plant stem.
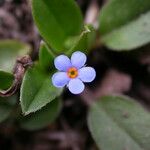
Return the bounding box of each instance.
[66,26,91,56]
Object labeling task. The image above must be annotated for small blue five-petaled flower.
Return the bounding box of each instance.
[52,51,96,94]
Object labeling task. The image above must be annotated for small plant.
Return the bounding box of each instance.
[0,0,150,149]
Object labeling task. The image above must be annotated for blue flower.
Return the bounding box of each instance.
[52,51,96,94]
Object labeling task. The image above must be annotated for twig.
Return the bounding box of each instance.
[0,55,32,97]
[84,0,99,29]
[66,25,91,56]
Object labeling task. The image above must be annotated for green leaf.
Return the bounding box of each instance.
[99,0,150,50]
[100,0,150,34]
[39,42,54,71]
[20,98,62,130]
[102,11,150,51]
[0,95,17,123]
[0,103,13,123]
[0,70,14,90]
[88,95,150,150]
[0,40,30,72]
[31,0,83,52]
[20,65,62,115]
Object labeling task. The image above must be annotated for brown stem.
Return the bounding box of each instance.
[0,55,32,97]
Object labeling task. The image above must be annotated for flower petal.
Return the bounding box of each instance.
[54,55,72,71]
[78,67,96,82]
[52,72,70,88]
[68,79,85,94]
[71,51,87,69]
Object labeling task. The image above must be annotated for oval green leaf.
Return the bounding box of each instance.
[0,40,30,72]
[99,0,150,50]
[0,70,14,90]
[0,102,14,123]
[0,95,17,123]
[20,65,62,115]
[20,98,62,130]
[88,95,150,150]
[31,0,83,52]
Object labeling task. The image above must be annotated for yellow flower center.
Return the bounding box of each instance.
[67,67,78,78]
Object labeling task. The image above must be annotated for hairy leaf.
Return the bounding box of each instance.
[88,95,150,150]
[32,0,83,52]
[20,65,62,115]
[0,95,17,123]
[0,40,30,72]
[99,0,150,50]
[20,98,62,130]
[0,71,14,90]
